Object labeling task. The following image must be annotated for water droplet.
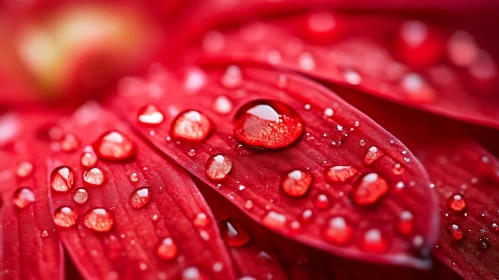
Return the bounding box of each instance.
[343,69,362,85]
[448,224,464,241]
[266,49,281,64]
[323,217,353,245]
[324,108,334,117]
[314,194,330,209]
[129,187,151,209]
[298,52,316,71]
[401,73,435,102]
[60,133,79,152]
[393,163,404,175]
[447,31,477,67]
[73,188,89,204]
[361,229,388,253]
[137,104,164,125]
[83,208,114,232]
[206,154,232,181]
[41,230,49,238]
[448,194,466,212]
[202,30,225,53]
[194,213,211,228]
[324,166,358,183]
[16,160,33,178]
[184,67,207,93]
[300,209,313,223]
[244,200,254,210]
[306,11,336,37]
[351,173,389,206]
[222,219,251,247]
[364,146,384,165]
[213,96,233,115]
[93,131,135,161]
[156,237,178,260]
[13,187,35,209]
[188,149,196,157]
[262,211,286,229]
[492,222,499,233]
[53,206,78,228]
[234,100,304,149]
[280,170,313,197]
[129,173,139,183]
[83,168,105,186]
[396,210,414,235]
[80,152,98,167]
[50,166,74,192]
[400,20,428,47]
[182,267,202,280]
[359,139,366,146]
[221,65,243,88]
[171,111,212,143]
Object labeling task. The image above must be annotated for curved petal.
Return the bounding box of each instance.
[110,64,438,268]
[45,103,235,279]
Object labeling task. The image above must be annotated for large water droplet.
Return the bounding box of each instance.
[234,100,304,149]
[323,217,354,245]
[53,206,78,228]
[171,110,212,142]
[361,229,388,253]
[364,146,385,165]
[395,210,414,235]
[93,131,135,161]
[262,211,286,229]
[156,237,178,260]
[205,154,232,181]
[83,168,105,186]
[324,166,358,183]
[448,194,466,212]
[73,188,89,204]
[280,170,312,197]
[448,224,464,241]
[351,173,389,206]
[13,187,35,209]
[50,166,74,192]
[222,219,251,247]
[129,187,151,209]
[16,160,33,178]
[138,104,164,126]
[83,208,114,232]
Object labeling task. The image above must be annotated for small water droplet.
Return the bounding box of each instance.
[50,166,74,192]
[16,160,33,178]
[137,104,164,125]
[300,209,313,223]
[323,217,353,245]
[83,168,105,186]
[393,163,404,175]
[447,31,477,67]
[491,222,499,233]
[262,211,286,229]
[194,213,211,228]
[41,230,49,238]
[93,131,135,161]
[324,166,358,183]
[222,219,251,247]
[234,100,304,149]
[60,133,79,152]
[221,65,243,88]
[396,210,414,235]
[448,224,464,241]
[130,173,139,182]
[448,194,466,212]
[361,229,388,253]
[359,139,366,146]
[156,237,178,260]
[306,11,336,37]
[298,52,316,71]
[364,146,384,165]
[53,206,78,228]
[280,170,313,197]
[13,187,35,209]
[73,188,89,204]
[351,173,389,206]
[182,267,202,280]
[324,108,334,117]
[244,200,254,210]
[205,154,232,181]
[83,208,114,232]
[188,149,196,157]
[80,152,98,167]
[314,194,330,209]
[171,111,212,142]
[129,187,151,209]
[343,69,361,85]
[213,96,233,115]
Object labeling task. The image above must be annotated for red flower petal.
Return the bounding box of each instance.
[334,86,499,279]
[111,65,438,268]
[45,103,235,279]
[187,12,499,129]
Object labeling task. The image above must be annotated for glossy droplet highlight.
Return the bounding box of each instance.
[323,217,354,246]
[171,110,212,142]
[364,146,385,165]
[395,210,414,235]
[60,133,79,152]
[73,188,89,204]
[449,224,464,241]
[314,194,330,209]
[234,100,304,149]
[206,154,232,181]
[324,166,358,183]
[221,65,243,88]
[361,229,389,253]
[83,168,105,186]
[138,104,164,125]
[222,219,251,247]
[16,160,33,178]
[83,208,114,232]
[129,187,151,209]
[80,152,98,167]
[280,170,313,197]
[448,194,466,212]
[13,188,35,209]
[351,173,389,206]
[53,206,78,228]
[213,96,233,115]
[50,166,74,192]
[94,131,135,161]
[194,213,211,228]
[156,237,178,260]
[262,211,286,229]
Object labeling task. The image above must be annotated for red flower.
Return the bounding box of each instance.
[1,1,498,279]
